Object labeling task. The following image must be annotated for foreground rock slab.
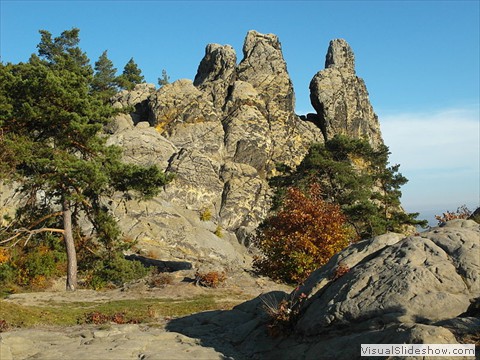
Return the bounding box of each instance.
[0,324,233,360]
[168,220,480,359]
[1,224,477,359]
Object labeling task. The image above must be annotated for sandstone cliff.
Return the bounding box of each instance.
[103,31,392,270]
[1,31,389,271]
[106,30,330,268]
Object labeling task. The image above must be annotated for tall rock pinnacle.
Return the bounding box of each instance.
[236,30,296,117]
[325,38,355,71]
[310,39,383,148]
[193,43,237,111]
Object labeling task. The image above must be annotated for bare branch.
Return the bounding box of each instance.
[27,211,63,230]
[0,227,64,247]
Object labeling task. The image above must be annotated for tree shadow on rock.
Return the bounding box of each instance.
[166,291,289,360]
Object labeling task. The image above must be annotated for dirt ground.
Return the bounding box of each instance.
[3,268,292,307]
[1,269,292,360]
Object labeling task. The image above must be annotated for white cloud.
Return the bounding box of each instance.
[381,107,479,170]
[379,106,479,213]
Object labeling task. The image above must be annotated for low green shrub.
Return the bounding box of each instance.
[0,235,67,291]
[83,253,151,289]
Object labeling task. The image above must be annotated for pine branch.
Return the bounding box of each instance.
[0,227,65,247]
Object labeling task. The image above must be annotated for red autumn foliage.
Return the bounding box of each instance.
[253,183,354,284]
[435,205,471,226]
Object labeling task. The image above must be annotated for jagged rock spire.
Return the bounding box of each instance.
[309,39,383,148]
[193,43,237,110]
[325,39,355,71]
[236,30,296,116]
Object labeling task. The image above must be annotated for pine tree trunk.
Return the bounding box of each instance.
[63,199,77,291]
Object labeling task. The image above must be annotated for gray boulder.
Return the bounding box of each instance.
[297,221,479,335]
[167,220,480,359]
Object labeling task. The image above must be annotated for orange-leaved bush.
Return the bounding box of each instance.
[253,183,354,284]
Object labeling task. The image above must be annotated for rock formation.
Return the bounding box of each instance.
[193,43,237,111]
[78,31,398,270]
[309,39,383,148]
[167,220,480,359]
[1,30,393,272]
[105,30,330,268]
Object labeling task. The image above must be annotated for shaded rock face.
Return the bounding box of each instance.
[310,39,383,148]
[111,83,156,126]
[167,220,480,359]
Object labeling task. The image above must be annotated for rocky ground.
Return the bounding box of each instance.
[1,221,479,360]
[0,269,291,360]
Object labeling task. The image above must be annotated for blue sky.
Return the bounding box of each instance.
[1,0,479,223]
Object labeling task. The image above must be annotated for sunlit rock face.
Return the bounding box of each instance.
[310,38,384,148]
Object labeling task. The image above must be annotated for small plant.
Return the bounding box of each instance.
[0,319,9,332]
[148,272,174,288]
[0,236,67,291]
[0,248,9,264]
[330,263,350,281]
[194,271,226,288]
[214,225,223,238]
[81,311,140,325]
[253,184,353,284]
[199,207,212,222]
[82,253,151,290]
[260,290,307,338]
[435,205,472,226]
[82,311,110,325]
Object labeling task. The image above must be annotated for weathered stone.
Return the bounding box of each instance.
[237,30,295,117]
[218,162,271,232]
[310,39,383,148]
[110,195,249,268]
[111,83,156,125]
[223,96,272,175]
[296,221,480,336]
[163,148,224,211]
[166,121,225,157]
[233,31,323,170]
[148,79,218,133]
[0,325,229,360]
[325,38,355,71]
[107,125,177,170]
[194,43,237,111]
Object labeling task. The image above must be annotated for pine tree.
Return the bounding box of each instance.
[0,29,172,291]
[92,50,118,103]
[271,135,427,239]
[158,69,170,87]
[117,57,145,90]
